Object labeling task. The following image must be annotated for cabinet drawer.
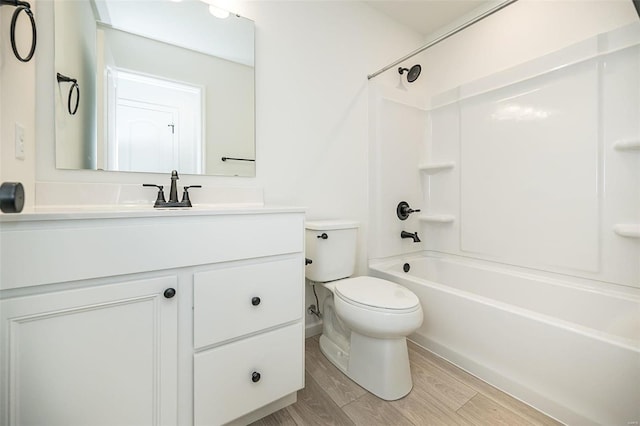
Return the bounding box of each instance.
[194,322,304,426]
[194,257,303,348]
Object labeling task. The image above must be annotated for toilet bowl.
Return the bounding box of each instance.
[305,220,423,400]
[333,276,423,339]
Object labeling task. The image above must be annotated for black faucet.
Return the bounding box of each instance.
[143,170,201,208]
[401,230,421,243]
[168,170,179,203]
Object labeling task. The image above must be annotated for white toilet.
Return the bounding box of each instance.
[305,220,423,400]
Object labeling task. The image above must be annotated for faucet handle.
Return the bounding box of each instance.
[143,184,166,207]
[397,201,421,220]
[180,185,202,207]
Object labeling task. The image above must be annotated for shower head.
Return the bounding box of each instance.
[398,64,421,83]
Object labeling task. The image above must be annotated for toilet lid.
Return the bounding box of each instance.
[335,276,420,311]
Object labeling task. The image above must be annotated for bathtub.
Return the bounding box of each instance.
[369,253,640,425]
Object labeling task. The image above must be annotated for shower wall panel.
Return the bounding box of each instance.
[423,23,640,288]
[368,85,427,260]
[459,60,600,273]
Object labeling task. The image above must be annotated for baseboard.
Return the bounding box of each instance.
[305,320,323,338]
[226,392,297,425]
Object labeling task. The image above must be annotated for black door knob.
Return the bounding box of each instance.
[163,288,176,299]
[251,297,261,306]
[251,371,261,383]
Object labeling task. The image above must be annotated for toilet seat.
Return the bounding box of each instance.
[335,276,420,313]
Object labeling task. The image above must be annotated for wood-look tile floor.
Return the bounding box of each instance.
[251,336,562,426]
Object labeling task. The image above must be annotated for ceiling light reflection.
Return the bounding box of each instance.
[491,103,553,121]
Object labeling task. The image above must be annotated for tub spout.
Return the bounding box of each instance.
[401,230,421,243]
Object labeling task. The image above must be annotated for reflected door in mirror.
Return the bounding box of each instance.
[106,70,203,174]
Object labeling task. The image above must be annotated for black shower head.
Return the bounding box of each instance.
[398,64,421,83]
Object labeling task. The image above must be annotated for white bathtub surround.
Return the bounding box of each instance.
[371,22,639,284]
[613,138,640,151]
[419,23,640,289]
[370,253,640,425]
[418,214,455,224]
[417,162,454,173]
[368,86,427,260]
[613,224,640,239]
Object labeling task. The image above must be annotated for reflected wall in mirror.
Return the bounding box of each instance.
[54,0,255,177]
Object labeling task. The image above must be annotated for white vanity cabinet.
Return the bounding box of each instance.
[0,276,179,426]
[0,208,305,426]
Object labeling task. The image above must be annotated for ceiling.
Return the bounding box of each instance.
[94,0,255,66]
[364,0,492,36]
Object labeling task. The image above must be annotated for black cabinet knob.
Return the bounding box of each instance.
[251,297,261,306]
[251,371,261,383]
[163,288,176,299]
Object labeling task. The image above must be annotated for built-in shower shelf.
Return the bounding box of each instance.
[418,162,455,174]
[613,224,640,238]
[419,214,455,223]
[613,139,640,151]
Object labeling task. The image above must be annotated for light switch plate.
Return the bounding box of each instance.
[15,123,25,160]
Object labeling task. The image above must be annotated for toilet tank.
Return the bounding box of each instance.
[305,220,359,282]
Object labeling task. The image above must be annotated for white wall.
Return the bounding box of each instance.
[1,2,37,211]
[248,1,422,270]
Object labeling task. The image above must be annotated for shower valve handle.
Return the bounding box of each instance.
[397,201,421,220]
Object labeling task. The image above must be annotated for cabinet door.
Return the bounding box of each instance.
[0,276,178,426]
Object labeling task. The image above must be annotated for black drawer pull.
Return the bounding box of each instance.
[251,296,261,306]
[163,288,176,299]
[251,371,261,383]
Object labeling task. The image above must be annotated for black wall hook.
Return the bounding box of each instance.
[1,0,36,62]
[57,73,80,115]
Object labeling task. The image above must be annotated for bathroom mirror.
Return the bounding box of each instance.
[54,0,255,177]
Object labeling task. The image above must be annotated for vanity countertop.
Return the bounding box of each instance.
[0,204,307,222]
